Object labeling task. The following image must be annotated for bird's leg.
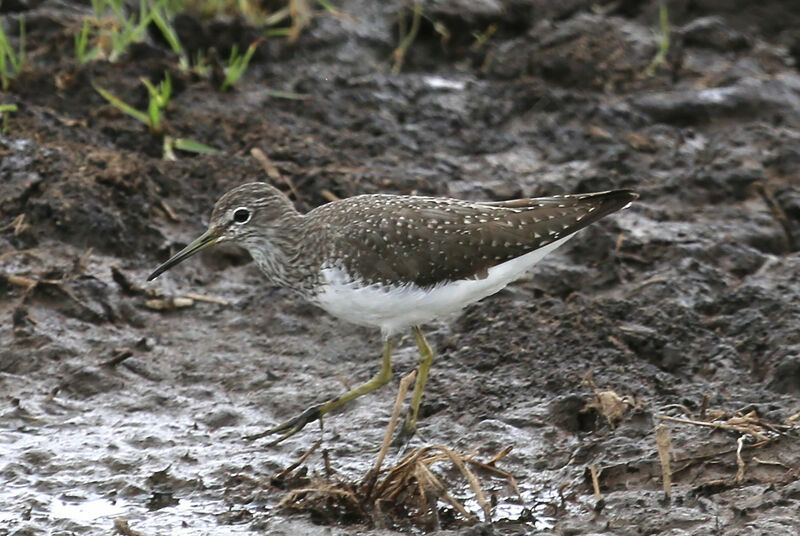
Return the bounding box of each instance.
[399,326,435,439]
[249,338,394,446]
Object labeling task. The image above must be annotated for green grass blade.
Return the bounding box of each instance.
[0,103,16,134]
[0,19,19,85]
[150,0,186,60]
[316,0,339,14]
[140,76,158,97]
[160,71,171,104]
[220,40,260,92]
[148,97,161,131]
[263,7,290,27]
[264,27,291,38]
[263,88,308,100]
[645,2,670,76]
[74,19,99,63]
[172,138,220,154]
[0,49,7,91]
[93,83,151,125]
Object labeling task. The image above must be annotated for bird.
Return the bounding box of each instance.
[148,182,637,445]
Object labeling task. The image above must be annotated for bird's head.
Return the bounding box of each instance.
[147,182,296,281]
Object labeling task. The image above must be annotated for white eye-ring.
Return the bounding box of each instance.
[232,207,251,224]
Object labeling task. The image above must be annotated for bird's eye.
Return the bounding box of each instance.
[233,207,251,224]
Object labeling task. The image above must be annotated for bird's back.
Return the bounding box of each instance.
[307,190,637,289]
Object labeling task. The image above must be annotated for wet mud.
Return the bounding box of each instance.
[2,0,800,534]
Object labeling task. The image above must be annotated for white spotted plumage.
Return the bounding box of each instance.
[199,183,637,329]
[315,234,573,336]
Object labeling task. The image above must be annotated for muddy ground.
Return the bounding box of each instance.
[2,0,800,534]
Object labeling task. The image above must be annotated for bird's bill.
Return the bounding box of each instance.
[147,228,221,281]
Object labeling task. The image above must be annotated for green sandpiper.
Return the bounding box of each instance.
[148,182,637,444]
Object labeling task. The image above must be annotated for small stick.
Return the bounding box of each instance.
[443,446,491,522]
[274,437,322,480]
[615,232,625,252]
[250,147,282,181]
[735,435,746,483]
[111,264,142,295]
[415,461,475,521]
[323,448,334,477]
[1,214,27,235]
[101,348,134,367]
[658,414,770,442]
[699,393,710,419]
[485,445,513,466]
[251,147,301,201]
[755,182,794,251]
[159,199,179,222]
[589,465,602,501]
[466,456,520,497]
[655,424,673,498]
[319,189,340,202]
[752,456,789,469]
[7,274,36,289]
[181,292,230,305]
[364,370,416,497]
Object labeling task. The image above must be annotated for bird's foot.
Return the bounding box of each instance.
[245,404,322,446]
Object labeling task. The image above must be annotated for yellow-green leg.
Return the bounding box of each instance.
[401,325,435,438]
[250,338,394,445]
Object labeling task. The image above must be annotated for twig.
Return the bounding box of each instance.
[101,348,134,367]
[589,465,602,501]
[392,2,422,74]
[658,414,770,442]
[181,292,230,305]
[443,447,491,522]
[319,188,340,202]
[755,182,794,252]
[465,454,521,498]
[1,213,26,235]
[159,199,179,222]
[367,370,416,494]
[415,461,475,521]
[251,147,301,201]
[655,424,673,498]
[485,445,512,465]
[699,393,710,419]
[6,274,37,289]
[735,435,746,483]
[111,264,143,295]
[275,437,322,480]
[752,457,790,469]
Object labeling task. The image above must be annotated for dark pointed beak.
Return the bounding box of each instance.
[147,228,222,281]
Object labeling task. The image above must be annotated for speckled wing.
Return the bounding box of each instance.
[326,190,637,288]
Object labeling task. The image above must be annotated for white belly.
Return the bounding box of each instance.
[314,235,573,335]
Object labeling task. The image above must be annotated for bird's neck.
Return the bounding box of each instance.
[242,212,309,291]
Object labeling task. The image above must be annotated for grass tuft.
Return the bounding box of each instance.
[0,103,17,133]
[220,40,262,92]
[645,2,670,76]
[75,19,101,63]
[0,17,26,91]
[93,72,171,133]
